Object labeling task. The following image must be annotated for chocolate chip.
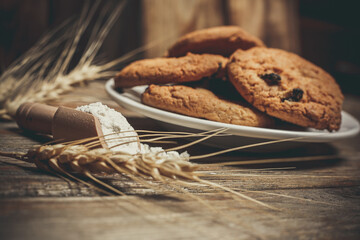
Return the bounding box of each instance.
[260,73,281,85]
[291,88,304,101]
[281,88,304,102]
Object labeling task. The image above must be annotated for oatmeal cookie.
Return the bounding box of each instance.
[165,26,265,57]
[227,47,343,131]
[142,84,274,127]
[115,53,228,88]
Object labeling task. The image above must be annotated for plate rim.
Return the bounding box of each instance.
[106,79,360,142]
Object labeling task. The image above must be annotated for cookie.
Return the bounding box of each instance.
[142,84,274,128]
[165,26,265,57]
[115,53,228,88]
[227,47,344,131]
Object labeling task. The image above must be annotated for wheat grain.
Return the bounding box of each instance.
[23,141,278,210]
[26,143,197,181]
[0,127,336,211]
[0,129,289,210]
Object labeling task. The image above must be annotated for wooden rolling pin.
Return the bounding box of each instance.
[15,103,106,147]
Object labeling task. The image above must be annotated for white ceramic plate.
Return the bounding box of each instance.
[106,79,359,147]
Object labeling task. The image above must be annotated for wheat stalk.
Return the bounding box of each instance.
[13,129,229,183]
[0,129,272,208]
[0,1,126,119]
[0,0,179,120]
[0,128,336,211]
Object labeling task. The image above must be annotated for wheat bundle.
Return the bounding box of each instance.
[0,1,139,119]
[0,128,337,210]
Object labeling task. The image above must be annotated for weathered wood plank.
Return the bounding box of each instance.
[1,189,359,240]
[0,85,359,239]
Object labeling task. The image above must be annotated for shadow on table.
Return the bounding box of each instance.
[7,126,53,143]
[188,142,343,170]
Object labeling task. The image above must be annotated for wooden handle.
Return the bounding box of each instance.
[15,103,107,148]
[16,102,57,134]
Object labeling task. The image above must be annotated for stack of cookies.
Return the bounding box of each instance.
[115,26,344,131]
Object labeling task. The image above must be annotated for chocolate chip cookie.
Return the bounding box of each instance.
[165,26,265,57]
[115,53,228,88]
[227,47,344,131]
[142,84,274,127]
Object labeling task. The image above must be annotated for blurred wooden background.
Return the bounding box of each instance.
[0,0,359,94]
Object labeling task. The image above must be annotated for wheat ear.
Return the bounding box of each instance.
[0,129,310,211]
[0,0,182,120]
[0,1,126,119]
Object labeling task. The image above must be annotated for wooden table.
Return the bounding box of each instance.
[1,82,360,240]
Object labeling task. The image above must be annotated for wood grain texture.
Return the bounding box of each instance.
[0,84,360,239]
